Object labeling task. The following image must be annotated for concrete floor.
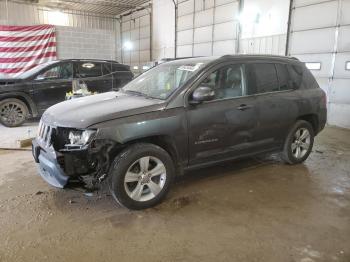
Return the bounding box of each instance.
[0,121,38,148]
[0,126,349,262]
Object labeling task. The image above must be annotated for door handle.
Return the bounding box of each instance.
[236,104,252,111]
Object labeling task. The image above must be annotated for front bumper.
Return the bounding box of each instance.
[32,138,69,188]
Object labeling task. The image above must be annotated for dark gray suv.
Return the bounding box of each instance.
[32,55,327,209]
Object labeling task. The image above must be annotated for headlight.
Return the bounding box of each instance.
[68,130,96,146]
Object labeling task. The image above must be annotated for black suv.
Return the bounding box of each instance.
[32,55,327,209]
[0,59,133,127]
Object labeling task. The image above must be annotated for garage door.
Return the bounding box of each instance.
[176,0,240,57]
[121,7,152,70]
[287,0,350,128]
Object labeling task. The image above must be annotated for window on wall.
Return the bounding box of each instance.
[305,62,321,70]
[247,63,279,95]
[346,61,350,71]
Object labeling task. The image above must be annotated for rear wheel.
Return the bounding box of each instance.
[108,143,175,210]
[0,98,28,127]
[281,120,314,164]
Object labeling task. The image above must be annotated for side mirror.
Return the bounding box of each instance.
[190,86,215,104]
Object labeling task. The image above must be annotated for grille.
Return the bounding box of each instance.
[37,121,54,147]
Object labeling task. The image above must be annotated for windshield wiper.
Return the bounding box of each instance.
[123,90,158,99]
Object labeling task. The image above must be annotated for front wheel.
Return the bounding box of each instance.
[108,143,175,210]
[281,120,314,164]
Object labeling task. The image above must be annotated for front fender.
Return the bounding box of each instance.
[89,107,188,165]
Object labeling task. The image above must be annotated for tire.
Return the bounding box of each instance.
[108,143,175,210]
[281,120,314,164]
[0,98,29,127]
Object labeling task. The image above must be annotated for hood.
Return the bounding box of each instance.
[42,91,165,128]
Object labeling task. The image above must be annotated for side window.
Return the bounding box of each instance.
[247,63,279,94]
[36,63,72,80]
[275,64,290,91]
[76,62,102,78]
[199,64,245,100]
[287,64,303,89]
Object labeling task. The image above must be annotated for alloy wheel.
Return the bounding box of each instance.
[0,101,26,126]
[124,156,167,202]
[291,127,311,159]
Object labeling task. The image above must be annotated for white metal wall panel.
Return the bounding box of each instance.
[213,40,236,55]
[176,0,239,57]
[214,22,236,41]
[121,8,151,68]
[177,45,193,57]
[337,26,350,52]
[194,43,212,56]
[292,1,338,31]
[294,0,332,7]
[240,34,286,56]
[288,0,350,128]
[194,26,213,43]
[289,28,336,54]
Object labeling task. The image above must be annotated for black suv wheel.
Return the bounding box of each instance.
[108,143,175,210]
[0,98,29,127]
[281,120,314,164]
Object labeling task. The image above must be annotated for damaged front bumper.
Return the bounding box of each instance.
[32,138,69,188]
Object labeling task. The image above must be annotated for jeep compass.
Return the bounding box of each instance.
[32,55,327,209]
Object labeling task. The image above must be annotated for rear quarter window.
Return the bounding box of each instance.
[76,62,102,78]
[286,64,303,89]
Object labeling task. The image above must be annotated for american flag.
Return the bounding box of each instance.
[0,24,57,78]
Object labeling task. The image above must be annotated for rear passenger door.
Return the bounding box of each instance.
[246,62,299,148]
[74,61,113,94]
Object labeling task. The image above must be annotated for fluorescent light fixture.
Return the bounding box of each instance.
[123,41,133,51]
[305,62,321,70]
[48,11,68,26]
[133,66,139,70]
[346,61,350,71]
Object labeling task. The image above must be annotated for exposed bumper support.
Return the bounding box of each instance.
[32,138,68,188]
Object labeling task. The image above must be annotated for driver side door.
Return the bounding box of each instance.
[31,62,73,114]
[186,63,259,166]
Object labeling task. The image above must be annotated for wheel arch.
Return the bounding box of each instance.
[297,114,319,134]
[107,135,183,175]
[0,92,38,117]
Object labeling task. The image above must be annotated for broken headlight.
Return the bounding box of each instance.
[67,129,96,146]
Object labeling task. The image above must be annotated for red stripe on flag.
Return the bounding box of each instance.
[0,25,54,32]
[0,64,39,74]
[0,51,57,63]
[0,32,55,42]
[0,42,56,53]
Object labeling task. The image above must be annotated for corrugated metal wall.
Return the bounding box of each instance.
[239,34,286,55]
[176,0,240,57]
[120,7,152,71]
[0,1,116,30]
[287,0,350,128]
[0,1,118,60]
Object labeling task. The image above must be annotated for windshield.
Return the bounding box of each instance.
[18,61,58,79]
[122,59,210,100]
